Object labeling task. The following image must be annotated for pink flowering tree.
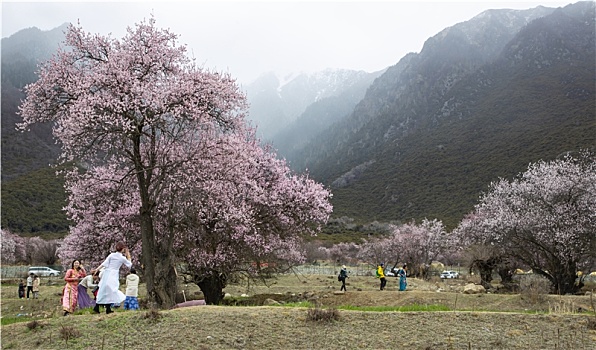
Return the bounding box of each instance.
[170,132,332,304]
[24,237,59,265]
[19,18,331,306]
[454,151,596,294]
[327,242,361,265]
[57,164,142,272]
[358,238,393,269]
[1,229,26,264]
[302,241,331,263]
[57,129,331,304]
[386,219,451,277]
[358,219,451,278]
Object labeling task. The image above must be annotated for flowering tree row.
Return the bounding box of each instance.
[313,151,595,295]
[310,218,455,277]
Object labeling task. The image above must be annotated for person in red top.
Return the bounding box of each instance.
[62,260,86,316]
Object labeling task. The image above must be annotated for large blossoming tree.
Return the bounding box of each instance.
[455,151,596,294]
[19,18,332,306]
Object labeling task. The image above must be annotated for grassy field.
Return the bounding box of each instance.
[1,271,595,349]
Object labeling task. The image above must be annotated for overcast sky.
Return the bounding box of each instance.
[2,1,573,85]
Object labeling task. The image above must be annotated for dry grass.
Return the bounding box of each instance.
[305,306,340,323]
[1,273,595,349]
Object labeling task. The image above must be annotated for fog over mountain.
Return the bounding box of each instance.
[287,1,595,228]
[1,23,69,181]
[7,2,564,86]
[1,2,594,236]
[244,68,383,143]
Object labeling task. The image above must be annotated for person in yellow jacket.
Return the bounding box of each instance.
[376,263,387,290]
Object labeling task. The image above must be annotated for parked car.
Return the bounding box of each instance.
[28,266,61,277]
[440,270,460,279]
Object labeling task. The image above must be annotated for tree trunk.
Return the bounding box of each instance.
[497,267,516,291]
[534,261,582,295]
[153,243,177,307]
[551,269,582,295]
[134,134,177,309]
[140,208,156,306]
[471,259,494,289]
[497,268,513,284]
[196,272,227,305]
[138,212,178,308]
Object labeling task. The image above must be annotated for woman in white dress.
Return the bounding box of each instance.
[92,242,132,314]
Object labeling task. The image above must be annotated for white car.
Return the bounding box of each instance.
[28,266,61,277]
[440,270,459,279]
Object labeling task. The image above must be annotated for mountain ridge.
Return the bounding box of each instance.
[288,1,595,228]
[1,3,594,235]
[244,69,382,142]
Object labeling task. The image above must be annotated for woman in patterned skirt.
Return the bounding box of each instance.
[62,260,86,316]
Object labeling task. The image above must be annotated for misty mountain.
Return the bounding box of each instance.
[270,69,384,160]
[290,1,595,228]
[244,69,382,142]
[1,24,68,181]
[1,24,71,233]
[2,2,594,236]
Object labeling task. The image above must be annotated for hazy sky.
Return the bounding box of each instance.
[2,1,573,85]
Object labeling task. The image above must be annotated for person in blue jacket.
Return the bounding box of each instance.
[398,264,407,291]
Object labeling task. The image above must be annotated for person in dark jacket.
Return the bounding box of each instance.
[18,279,25,299]
[339,265,349,291]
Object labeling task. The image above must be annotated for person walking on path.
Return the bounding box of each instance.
[338,265,349,291]
[62,260,87,316]
[92,242,132,314]
[123,268,140,310]
[26,273,34,299]
[376,263,387,290]
[78,273,99,308]
[398,264,408,291]
[32,275,40,299]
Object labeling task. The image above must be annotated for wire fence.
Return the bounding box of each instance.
[1,265,64,279]
[1,266,30,279]
[291,264,376,277]
[289,263,467,279]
